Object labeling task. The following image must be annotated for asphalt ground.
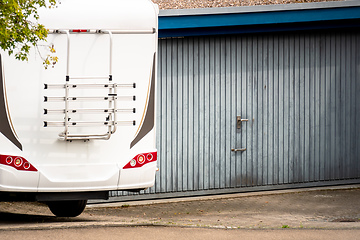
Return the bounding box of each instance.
[0,184,359,232]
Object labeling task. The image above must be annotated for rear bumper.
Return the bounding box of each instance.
[0,190,109,202]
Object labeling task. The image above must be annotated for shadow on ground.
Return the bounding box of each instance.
[0,202,95,225]
[0,211,96,224]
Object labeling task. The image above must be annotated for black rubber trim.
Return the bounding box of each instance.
[0,191,110,202]
[0,55,22,150]
[130,53,156,149]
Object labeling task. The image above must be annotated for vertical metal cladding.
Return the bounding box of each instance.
[154,30,360,193]
[113,30,360,198]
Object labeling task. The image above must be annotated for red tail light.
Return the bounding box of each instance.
[14,157,23,167]
[0,155,38,172]
[146,153,153,161]
[5,156,13,164]
[123,151,157,169]
[138,154,145,164]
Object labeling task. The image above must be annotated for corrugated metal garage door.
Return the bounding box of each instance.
[112,30,360,199]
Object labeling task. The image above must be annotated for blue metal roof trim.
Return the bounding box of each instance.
[158,1,360,37]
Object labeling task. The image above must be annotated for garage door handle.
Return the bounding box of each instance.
[231,148,246,152]
[237,116,248,129]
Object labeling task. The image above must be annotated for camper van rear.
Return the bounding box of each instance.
[0,0,158,217]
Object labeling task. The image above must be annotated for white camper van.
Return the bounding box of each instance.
[0,0,158,217]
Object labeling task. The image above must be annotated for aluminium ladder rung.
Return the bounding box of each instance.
[44,95,136,102]
[58,133,113,141]
[44,120,136,127]
[44,83,136,89]
[68,76,109,80]
[44,108,136,114]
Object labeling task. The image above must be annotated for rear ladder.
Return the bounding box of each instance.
[43,29,138,141]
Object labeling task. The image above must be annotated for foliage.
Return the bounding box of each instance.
[42,43,58,69]
[0,0,57,64]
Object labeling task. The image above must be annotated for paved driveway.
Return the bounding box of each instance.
[0,185,359,239]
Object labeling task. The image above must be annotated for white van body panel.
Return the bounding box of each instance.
[0,0,158,194]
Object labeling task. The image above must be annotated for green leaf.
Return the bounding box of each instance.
[0,0,58,63]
